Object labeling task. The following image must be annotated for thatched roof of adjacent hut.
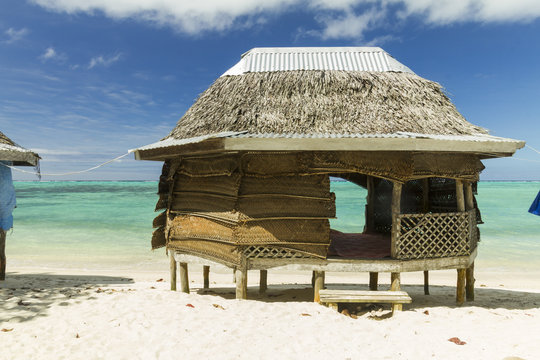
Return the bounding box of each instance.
[134,47,524,160]
[0,130,40,166]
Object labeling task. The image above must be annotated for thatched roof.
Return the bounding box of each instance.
[0,131,17,147]
[134,47,524,160]
[167,70,487,140]
[0,130,40,166]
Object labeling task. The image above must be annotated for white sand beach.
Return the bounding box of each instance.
[2,265,539,360]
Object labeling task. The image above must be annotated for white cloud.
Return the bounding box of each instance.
[31,148,83,155]
[30,0,540,40]
[314,7,386,40]
[39,47,67,63]
[40,47,57,60]
[395,0,540,24]
[4,27,29,43]
[88,53,122,69]
[31,0,298,34]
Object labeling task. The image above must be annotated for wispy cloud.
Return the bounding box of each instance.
[40,47,56,60]
[30,0,540,41]
[395,0,540,24]
[311,7,387,40]
[31,148,83,155]
[88,53,122,69]
[39,47,67,63]
[3,27,29,44]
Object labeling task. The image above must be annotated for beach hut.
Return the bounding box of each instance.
[0,131,39,280]
[133,47,524,305]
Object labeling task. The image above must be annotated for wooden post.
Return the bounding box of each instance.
[259,270,268,294]
[235,268,248,300]
[0,230,6,281]
[169,252,177,291]
[203,265,210,289]
[365,176,375,232]
[423,271,430,295]
[455,180,467,305]
[422,179,430,295]
[179,262,190,294]
[464,181,475,301]
[456,180,465,212]
[464,182,474,211]
[313,271,325,303]
[369,272,378,291]
[391,182,403,259]
[390,272,402,312]
[466,263,475,301]
[456,268,466,305]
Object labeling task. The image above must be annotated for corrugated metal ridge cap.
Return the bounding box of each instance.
[240,47,386,56]
[222,46,415,76]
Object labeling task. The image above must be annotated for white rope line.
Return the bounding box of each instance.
[511,157,540,164]
[526,144,540,155]
[0,151,132,176]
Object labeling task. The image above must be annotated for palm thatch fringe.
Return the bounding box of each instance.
[167,71,487,140]
[0,130,40,166]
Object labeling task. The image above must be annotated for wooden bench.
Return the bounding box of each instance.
[318,290,412,314]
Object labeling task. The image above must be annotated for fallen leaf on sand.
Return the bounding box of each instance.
[423,310,430,315]
[186,303,195,308]
[150,287,156,289]
[212,304,225,310]
[156,279,164,282]
[1,328,14,332]
[340,309,358,319]
[448,337,466,345]
[301,313,311,317]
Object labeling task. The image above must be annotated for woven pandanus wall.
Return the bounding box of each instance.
[154,154,335,265]
[151,152,484,265]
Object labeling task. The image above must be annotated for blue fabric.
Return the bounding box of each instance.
[529,190,540,216]
[0,161,15,230]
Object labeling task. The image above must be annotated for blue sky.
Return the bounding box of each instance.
[1,0,540,180]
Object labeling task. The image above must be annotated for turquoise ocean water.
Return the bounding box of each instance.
[6,181,540,272]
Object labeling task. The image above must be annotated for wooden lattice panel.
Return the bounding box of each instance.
[395,211,475,260]
[244,246,316,259]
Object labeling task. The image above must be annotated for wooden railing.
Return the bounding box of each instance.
[394,210,477,260]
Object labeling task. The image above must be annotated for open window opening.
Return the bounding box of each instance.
[327,173,392,260]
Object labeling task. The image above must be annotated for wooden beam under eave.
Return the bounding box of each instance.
[134,138,227,161]
[221,137,524,155]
